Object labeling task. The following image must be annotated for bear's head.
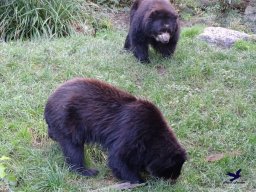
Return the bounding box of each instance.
[147,146,187,180]
[145,9,179,44]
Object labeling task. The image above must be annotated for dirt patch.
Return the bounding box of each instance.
[109,11,214,30]
[29,127,48,148]
[109,11,130,30]
[156,65,167,76]
[206,151,242,162]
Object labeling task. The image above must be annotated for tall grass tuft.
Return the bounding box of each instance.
[0,0,85,41]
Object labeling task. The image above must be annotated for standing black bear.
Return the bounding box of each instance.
[44,78,186,183]
[124,0,180,63]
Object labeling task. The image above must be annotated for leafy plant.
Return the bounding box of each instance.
[0,156,10,179]
[0,156,17,189]
[0,0,86,41]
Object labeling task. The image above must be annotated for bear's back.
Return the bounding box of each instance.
[47,78,136,107]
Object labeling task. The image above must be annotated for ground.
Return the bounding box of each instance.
[0,15,256,192]
[109,8,256,34]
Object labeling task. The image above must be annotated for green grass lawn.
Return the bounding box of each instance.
[0,27,256,191]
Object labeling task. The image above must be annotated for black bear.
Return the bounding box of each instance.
[44,78,186,183]
[124,0,180,63]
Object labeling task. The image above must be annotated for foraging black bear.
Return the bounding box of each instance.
[44,78,186,183]
[124,0,180,63]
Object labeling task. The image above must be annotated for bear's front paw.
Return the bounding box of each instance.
[139,58,150,63]
[76,168,99,177]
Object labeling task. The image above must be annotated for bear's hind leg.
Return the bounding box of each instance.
[124,34,131,50]
[59,138,98,176]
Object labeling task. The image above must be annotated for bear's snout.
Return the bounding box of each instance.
[155,32,170,43]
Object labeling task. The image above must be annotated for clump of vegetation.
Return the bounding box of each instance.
[80,2,113,31]
[207,0,253,33]
[234,40,256,51]
[212,0,249,14]
[181,25,204,38]
[0,0,86,41]
[0,156,16,191]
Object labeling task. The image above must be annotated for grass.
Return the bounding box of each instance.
[0,26,256,191]
[0,0,86,41]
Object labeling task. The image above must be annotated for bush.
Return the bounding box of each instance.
[0,0,86,41]
[215,0,248,13]
[79,1,113,31]
[170,0,248,17]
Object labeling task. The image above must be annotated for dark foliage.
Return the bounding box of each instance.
[0,0,84,41]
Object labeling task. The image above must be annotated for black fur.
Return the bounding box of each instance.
[124,0,180,63]
[44,78,186,183]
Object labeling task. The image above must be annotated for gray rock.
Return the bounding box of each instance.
[198,27,251,47]
[244,5,256,22]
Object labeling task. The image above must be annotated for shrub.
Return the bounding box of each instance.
[0,0,86,41]
[80,1,113,31]
[207,0,249,15]
[170,0,248,17]
[218,0,248,13]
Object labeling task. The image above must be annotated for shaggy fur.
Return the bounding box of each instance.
[44,78,186,183]
[124,0,180,63]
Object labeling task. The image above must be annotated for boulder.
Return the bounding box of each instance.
[198,27,251,47]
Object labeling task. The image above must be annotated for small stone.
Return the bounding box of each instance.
[198,27,251,48]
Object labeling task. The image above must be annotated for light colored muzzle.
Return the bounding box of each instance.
[155,32,170,44]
